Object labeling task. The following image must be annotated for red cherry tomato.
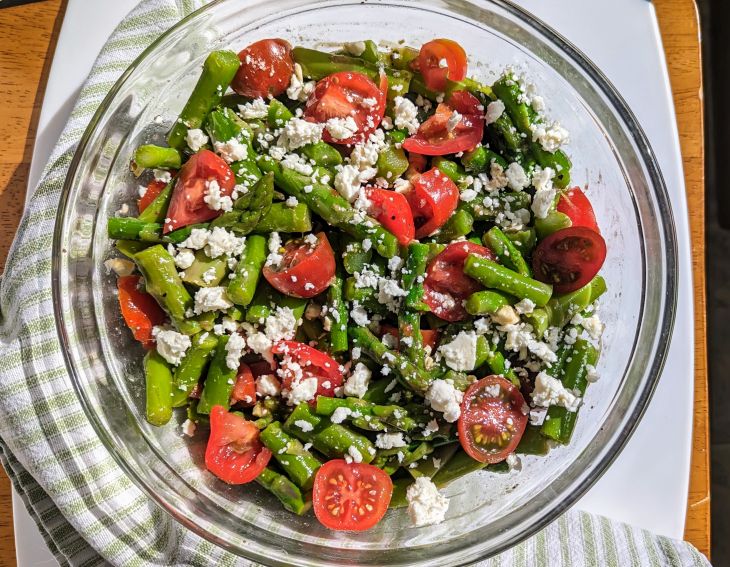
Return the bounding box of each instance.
[117,275,167,348]
[231,39,294,98]
[230,363,256,407]
[272,340,344,398]
[557,187,599,232]
[458,376,529,463]
[164,150,235,233]
[405,152,428,181]
[532,226,607,294]
[417,39,467,92]
[304,72,386,145]
[205,406,271,484]
[262,232,336,298]
[423,242,495,322]
[402,91,483,156]
[406,168,459,239]
[313,459,393,531]
[138,179,167,213]
[378,324,440,352]
[366,187,415,245]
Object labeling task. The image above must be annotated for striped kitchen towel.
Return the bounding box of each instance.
[0,0,712,565]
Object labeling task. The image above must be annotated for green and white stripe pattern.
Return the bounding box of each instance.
[0,1,712,565]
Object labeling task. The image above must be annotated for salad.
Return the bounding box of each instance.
[106,37,607,531]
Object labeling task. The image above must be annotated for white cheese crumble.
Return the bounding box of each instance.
[425,379,463,423]
[505,162,530,191]
[446,110,462,134]
[238,97,269,119]
[287,63,315,102]
[285,376,319,405]
[492,305,520,326]
[185,128,208,151]
[256,374,281,397]
[331,407,353,424]
[265,232,283,268]
[531,371,581,411]
[178,227,244,259]
[203,179,233,212]
[350,304,370,326]
[153,169,172,184]
[406,477,449,527]
[294,419,314,433]
[437,331,478,372]
[345,445,363,464]
[334,164,376,202]
[224,333,246,370]
[393,96,420,134]
[174,248,195,270]
[375,432,407,449]
[278,117,324,150]
[193,287,233,315]
[515,298,536,315]
[325,116,359,141]
[152,326,191,366]
[343,362,371,398]
[214,138,248,163]
[530,121,570,152]
[485,100,505,125]
[530,166,556,219]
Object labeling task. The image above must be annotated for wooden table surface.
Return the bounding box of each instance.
[0,0,709,564]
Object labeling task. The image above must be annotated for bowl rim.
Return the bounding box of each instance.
[52,0,678,564]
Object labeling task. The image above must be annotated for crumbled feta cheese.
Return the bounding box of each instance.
[225,333,246,370]
[492,305,520,326]
[531,371,581,411]
[256,373,281,397]
[193,287,233,315]
[393,96,420,135]
[375,432,407,449]
[280,152,314,176]
[185,128,208,151]
[287,63,315,102]
[349,129,387,169]
[346,445,363,464]
[285,196,298,207]
[265,232,284,268]
[104,258,135,276]
[437,332,478,372]
[343,362,371,398]
[278,117,324,150]
[485,100,505,125]
[460,188,478,202]
[393,178,412,193]
[182,419,196,437]
[505,162,530,191]
[174,248,195,270]
[294,419,314,433]
[152,326,191,366]
[530,121,569,152]
[238,97,269,119]
[331,407,353,424]
[406,477,449,527]
[206,227,244,258]
[425,379,463,422]
[325,116,359,141]
[530,166,556,219]
[153,169,172,184]
[446,110,463,133]
[580,314,603,340]
[214,138,248,164]
[438,58,448,68]
[213,317,239,336]
[334,164,372,202]
[285,376,319,405]
[422,419,440,437]
[586,364,600,383]
[500,322,557,365]
[515,298,536,315]
[204,179,233,212]
[350,304,370,326]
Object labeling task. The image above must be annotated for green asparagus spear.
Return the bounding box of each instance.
[483,226,531,277]
[197,335,238,414]
[252,202,312,233]
[402,242,430,311]
[464,290,514,316]
[463,255,553,306]
[327,270,348,353]
[181,250,228,287]
[227,234,266,306]
[255,467,312,515]
[260,422,322,490]
[144,350,174,426]
[172,332,218,407]
[134,145,181,170]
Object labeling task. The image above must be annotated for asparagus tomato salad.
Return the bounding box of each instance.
[107,38,607,530]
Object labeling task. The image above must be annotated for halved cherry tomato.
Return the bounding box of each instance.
[164,150,235,233]
[557,187,599,232]
[231,39,294,98]
[379,324,440,352]
[532,226,607,294]
[366,188,415,245]
[313,459,393,531]
[138,179,167,213]
[304,72,386,145]
[231,363,256,407]
[423,242,495,321]
[205,406,271,484]
[402,91,483,156]
[117,275,167,348]
[458,376,528,463]
[406,167,459,239]
[272,341,343,398]
[405,152,428,181]
[417,39,467,92]
[262,232,336,298]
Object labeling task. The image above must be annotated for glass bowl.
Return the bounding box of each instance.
[52,0,677,564]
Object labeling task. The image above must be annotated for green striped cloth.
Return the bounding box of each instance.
[0,1,712,565]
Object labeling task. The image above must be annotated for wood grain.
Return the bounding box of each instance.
[653,0,710,558]
[0,0,709,564]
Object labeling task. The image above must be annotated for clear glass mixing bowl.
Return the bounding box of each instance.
[52,0,678,564]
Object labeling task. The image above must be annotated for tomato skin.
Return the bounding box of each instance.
[138,179,167,213]
[262,232,336,298]
[458,375,528,464]
[418,39,468,92]
[366,188,415,245]
[304,71,386,145]
[313,460,393,531]
[557,187,599,232]
[117,275,167,348]
[164,150,235,233]
[272,341,343,398]
[231,363,257,407]
[378,324,440,352]
[424,242,495,321]
[231,39,294,98]
[402,91,483,156]
[406,168,459,239]
[205,406,271,484]
[532,227,607,294]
